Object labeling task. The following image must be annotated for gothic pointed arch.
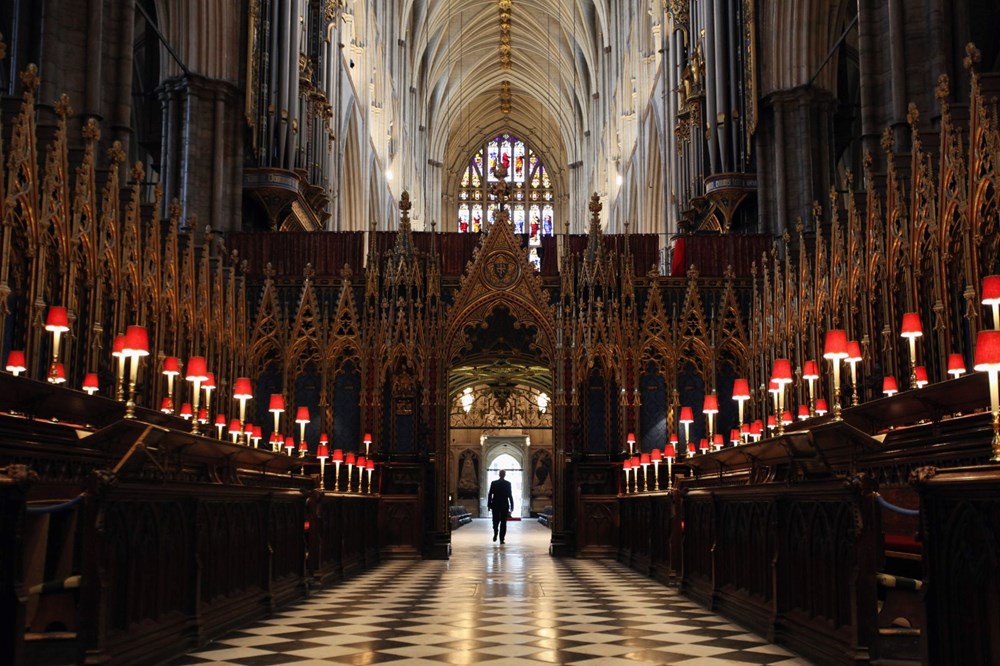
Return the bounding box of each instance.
[444,186,556,367]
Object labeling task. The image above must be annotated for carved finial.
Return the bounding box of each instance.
[845,169,854,189]
[963,42,981,71]
[303,262,315,280]
[168,198,182,220]
[399,190,411,217]
[54,93,72,119]
[340,263,353,280]
[880,127,894,153]
[589,192,603,216]
[723,265,735,280]
[863,150,873,171]
[750,261,757,278]
[264,262,276,279]
[19,64,39,93]
[130,161,145,185]
[686,264,699,281]
[82,118,101,142]
[936,74,950,103]
[795,220,805,235]
[107,140,126,165]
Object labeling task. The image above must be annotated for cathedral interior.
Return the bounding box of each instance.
[2,1,1000,665]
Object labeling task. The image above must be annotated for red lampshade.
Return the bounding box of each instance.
[823,329,849,359]
[268,393,285,413]
[111,335,127,358]
[252,425,262,440]
[751,420,763,436]
[670,433,680,445]
[679,407,694,423]
[732,378,750,401]
[846,342,862,364]
[630,455,640,468]
[5,350,26,373]
[365,459,375,471]
[947,353,966,377]
[244,422,254,435]
[229,418,241,434]
[730,428,741,443]
[767,415,777,429]
[82,373,99,393]
[699,438,709,451]
[357,455,367,469]
[623,459,632,471]
[332,448,344,462]
[815,399,829,415]
[317,442,329,460]
[768,378,781,394]
[162,356,181,376]
[781,410,793,425]
[802,360,819,380]
[882,376,899,396]
[283,436,294,452]
[345,453,356,466]
[662,445,675,460]
[797,405,810,420]
[363,432,373,446]
[703,394,719,414]
[626,432,636,445]
[771,359,793,384]
[203,372,216,390]
[295,406,310,424]
[974,330,1000,371]
[48,362,66,384]
[651,448,663,462]
[160,397,172,413]
[914,366,929,387]
[44,306,70,332]
[185,356,208,382]
[320,433,329,445]
[640,453,651,466]
[741,423,751,434]
[900,312,923,338]
[687,443,696,455]
[197,407,208,423]
[123,325,149,357]
[179,402,193,419]
[982,275,1000,305]
[233,377,253,400]
[298,439,308,454]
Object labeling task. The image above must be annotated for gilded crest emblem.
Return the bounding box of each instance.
[483,250,520,289]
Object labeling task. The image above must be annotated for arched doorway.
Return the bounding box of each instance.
[438,194,560,556]
[486,450,523,518]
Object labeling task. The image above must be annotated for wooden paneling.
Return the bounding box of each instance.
[378,495,423,559]
[917,465,1000,666]
[577,495,619,557]
[618,492,675,584]
[678,479,879,665]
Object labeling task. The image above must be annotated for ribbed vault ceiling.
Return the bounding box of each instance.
[403,0,605,176]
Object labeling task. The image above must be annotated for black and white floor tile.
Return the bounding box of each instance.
[175,519,810,665]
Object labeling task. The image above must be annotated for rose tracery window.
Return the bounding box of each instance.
[457,134,554,270]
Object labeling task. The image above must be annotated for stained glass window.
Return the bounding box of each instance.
[457,134,555,260]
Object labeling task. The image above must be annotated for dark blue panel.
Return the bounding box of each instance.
[294,361,322,449]
[678,361,705,449]
[587,373,605,453]
[640,363,667,452]
[333,360,360,452]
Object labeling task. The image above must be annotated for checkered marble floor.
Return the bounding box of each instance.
[175,519,811,665]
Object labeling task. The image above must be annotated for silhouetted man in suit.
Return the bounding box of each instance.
[488,470,514,544]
